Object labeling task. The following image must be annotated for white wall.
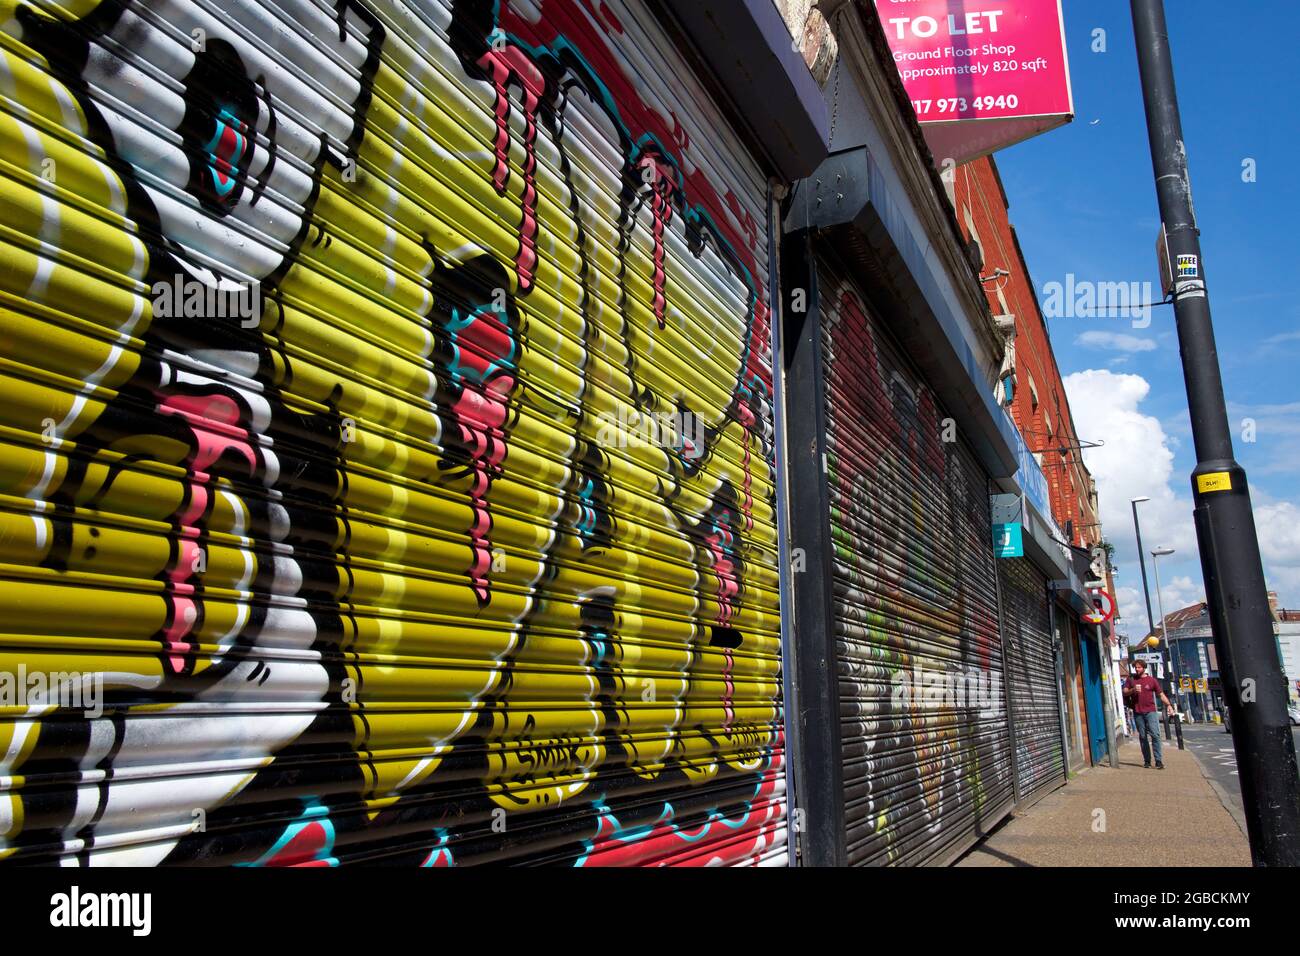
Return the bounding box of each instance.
[1278,624,1300,701]
[1108,642,1128,736]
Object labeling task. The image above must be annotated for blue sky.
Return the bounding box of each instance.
[993,0,1300,639]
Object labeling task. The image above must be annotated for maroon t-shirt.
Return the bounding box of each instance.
[1124,674,1162,713]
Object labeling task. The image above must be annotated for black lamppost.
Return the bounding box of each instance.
[1132,0,1300,865]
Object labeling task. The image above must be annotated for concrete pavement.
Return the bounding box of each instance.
[956,736,1250,866]
[1178,721,1300,836]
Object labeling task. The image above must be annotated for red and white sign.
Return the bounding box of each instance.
[874,0,1073,164]
[1083,587,1115,625]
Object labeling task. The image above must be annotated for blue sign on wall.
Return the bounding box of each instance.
[1012,426,1052,518]
[993,522,1024,558]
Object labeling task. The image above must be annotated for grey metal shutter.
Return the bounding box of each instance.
[0,0,786,866]
[999,557,1065,805]
[819,263,1014,866]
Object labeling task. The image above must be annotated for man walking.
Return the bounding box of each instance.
[1123,659,1175,769]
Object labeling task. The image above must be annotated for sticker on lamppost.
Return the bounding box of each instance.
[993,521,1024,558]
[1083,587,1115,625]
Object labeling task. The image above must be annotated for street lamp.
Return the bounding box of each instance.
[1150,546,1180,712]
[1159,548,1190,749]
[1130,497,1155,635]
[1130,497,1169,739]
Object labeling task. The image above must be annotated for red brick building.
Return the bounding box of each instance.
[949,156,1103,554]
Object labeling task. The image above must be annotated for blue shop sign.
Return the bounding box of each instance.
[993,522,1024,558]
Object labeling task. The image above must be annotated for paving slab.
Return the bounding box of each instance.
[956,738,1250,867]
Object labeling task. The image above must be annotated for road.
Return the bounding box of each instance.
[1175,721,1300,828]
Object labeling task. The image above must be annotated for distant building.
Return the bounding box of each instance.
[1270,592,1300,702]
[1143,601,1215,720]
[1148,590,1299,718]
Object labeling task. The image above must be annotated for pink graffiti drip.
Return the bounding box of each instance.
[724,189,759,252]
[463,462,492,604]
[211,124,240,191]
[422,845,453,867]
[585,0,624,34]
[178,480,209,528]
[453,390,512,604]
[841,292,900,450]
[161,596,196,675]
[499,6,773,396]
[478,45,544,292]
[638,155,675,329]
[159,394,256,473]
[449,309,517,604]
[156,391,258,674]
[720,648,736,731]
[262,821,332,867]
[706,518,739,628]
[751,295,772,391]
[738,400,755,533]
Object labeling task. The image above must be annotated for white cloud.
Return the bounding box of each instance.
[1256,502,1300,604]
[1257,502,1300,562]
[1154,574,1202,618]
[1064,369,1300,624]
[1262,329,1300,347]
[1076,331,1158,353]
[1062,369,1201,630]
[1113,584,1147,642]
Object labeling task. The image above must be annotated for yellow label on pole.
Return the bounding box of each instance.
[1197,471,1233,494]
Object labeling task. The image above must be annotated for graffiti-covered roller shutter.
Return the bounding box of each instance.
[0,0,786,866]
[819,263,1014,866]
[999,557,1064,805]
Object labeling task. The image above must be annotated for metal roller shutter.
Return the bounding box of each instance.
[820,266,1014,866]
[0,0,786,866]
[998,556,1064,806]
